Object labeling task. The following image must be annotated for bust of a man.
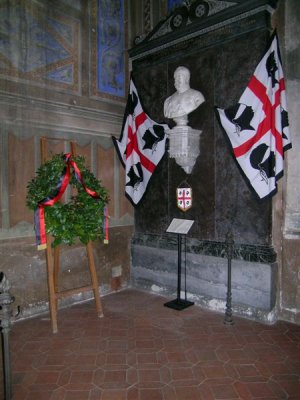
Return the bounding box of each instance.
[164,66,205,126]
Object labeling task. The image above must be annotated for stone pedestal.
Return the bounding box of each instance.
[131,236,278,322]
[168,126,202,174]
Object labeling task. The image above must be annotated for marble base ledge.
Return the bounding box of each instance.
[132,233,277,264]
[131,234,278,322]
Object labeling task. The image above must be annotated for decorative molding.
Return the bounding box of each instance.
[150,0,238,42]
[284,212,300,239]
[144,0,152,34]
[0,91,123,137]
[0,222,34,241]
[132,233,277,263]
[129,0,277,61]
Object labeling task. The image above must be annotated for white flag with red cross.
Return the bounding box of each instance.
[215,30,292,199]
[113,78,168,205]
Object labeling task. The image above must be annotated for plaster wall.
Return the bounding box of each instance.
[273,0,300,324]
[0,227,133,320]
[0,0,134,321]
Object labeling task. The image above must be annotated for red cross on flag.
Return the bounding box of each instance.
[176,187,192,212]
[113,78,168,205]
[215,30,292,199]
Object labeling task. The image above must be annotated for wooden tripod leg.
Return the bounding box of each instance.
[86,241,103,318]
[45,235,58,333]
[40,137,47,162]
[53,245,60,311]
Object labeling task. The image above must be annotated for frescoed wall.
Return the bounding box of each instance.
[0,0,127,99]
[97,0,125,97]
[167,0,183,11]
[0,0,80,93]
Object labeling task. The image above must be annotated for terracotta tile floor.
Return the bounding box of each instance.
[2,289,300,399]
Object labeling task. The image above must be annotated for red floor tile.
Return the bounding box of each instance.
[0,289,299,400]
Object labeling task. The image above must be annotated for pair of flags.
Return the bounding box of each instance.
[114,30,291,205]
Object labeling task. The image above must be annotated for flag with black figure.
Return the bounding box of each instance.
[113,78,168,205]
[215,30,292,199]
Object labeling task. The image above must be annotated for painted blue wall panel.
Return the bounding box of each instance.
[0,2,79,92]
[168,0,184,12]
[97,0,125,97]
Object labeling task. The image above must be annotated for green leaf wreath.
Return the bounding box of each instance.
[26,154,109,248]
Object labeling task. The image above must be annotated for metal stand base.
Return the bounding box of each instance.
[164,298,194,311]
[224,313,234,325]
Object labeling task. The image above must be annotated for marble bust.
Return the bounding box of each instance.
[164,66,205,126]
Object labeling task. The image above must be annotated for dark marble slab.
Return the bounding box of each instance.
[131,5,273,247]
[132,233,277,264]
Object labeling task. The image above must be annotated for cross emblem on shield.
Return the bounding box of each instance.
[176,187,192,212]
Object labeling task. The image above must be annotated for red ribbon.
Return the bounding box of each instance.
[34,153,101,250]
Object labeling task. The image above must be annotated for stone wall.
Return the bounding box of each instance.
[132,236,278,323]
[279,0,300,324]
[0,227,133,320]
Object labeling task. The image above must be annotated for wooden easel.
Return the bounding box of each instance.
[40,137,103,334]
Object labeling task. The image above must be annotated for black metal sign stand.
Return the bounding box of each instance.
[164,218,194,311]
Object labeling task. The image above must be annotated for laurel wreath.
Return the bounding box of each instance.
[26,154,109,247]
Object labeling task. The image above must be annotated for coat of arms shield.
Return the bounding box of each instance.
[176,187,192,212]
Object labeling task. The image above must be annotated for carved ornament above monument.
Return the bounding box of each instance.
[129,0,278,61]
[139,0,238,44]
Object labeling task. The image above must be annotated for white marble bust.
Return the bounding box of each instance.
[164,66,205,126]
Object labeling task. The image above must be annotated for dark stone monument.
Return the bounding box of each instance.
[129,0,278,322]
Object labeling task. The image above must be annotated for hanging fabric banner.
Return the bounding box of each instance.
[215,30,292,199]
[112,77,168,205]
